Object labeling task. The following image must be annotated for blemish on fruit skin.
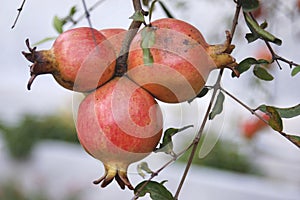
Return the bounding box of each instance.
[183,39,189,45]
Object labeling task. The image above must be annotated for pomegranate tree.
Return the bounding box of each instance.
[22,27,116,92]
[127,18,239,103]
[76,77,163,189]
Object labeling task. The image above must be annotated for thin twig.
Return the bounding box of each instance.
[173,3,242,199]
[220,87,299,149]
[264,40,300,69]
[174,69,224,200]
[11,0,26,29]
[81,0,99,50]
[71,0,106,27]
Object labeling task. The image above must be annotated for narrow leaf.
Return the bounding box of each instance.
[155,125,193,154]
[257,104,300,119]
[69,6,77,16]
[244,12,282,45]
[291,66,300,77]
[134,181,174,200]
[129,10,145,22]
[141,27,156,66]
[137,162,153,178]
[285,134,300,148]
[260,21,268,29]
[245,33,259,43]
[253,65,274,81]
[53,16,65,34]
[266,106,283,132]
[197,87,210,98]
[240,0,260,12]
[33,36,57,46]
[209,92,225,120]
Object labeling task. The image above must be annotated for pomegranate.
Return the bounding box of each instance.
[22,27,116,92]
[241,114,270,139]
[127,18,238,103]
[76,77,163,189]
[99,28,127,55]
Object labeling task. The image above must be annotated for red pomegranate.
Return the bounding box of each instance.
[127,18,238,103]
[99,28,127,55]
[22,27,116,92]
[76,77,163,189]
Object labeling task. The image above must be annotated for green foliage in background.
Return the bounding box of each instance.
[0,181,80,200]
[0,113,78,159]
[179,138,258,174]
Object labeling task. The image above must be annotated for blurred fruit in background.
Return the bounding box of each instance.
[241,113,270,139]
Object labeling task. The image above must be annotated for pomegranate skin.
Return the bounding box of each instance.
[127,18,214,103]
[99,28,127,55]
[127,18,238,103]
[76,77,163,189]
[22,27,116,92]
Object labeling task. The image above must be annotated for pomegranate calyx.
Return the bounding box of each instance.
[207,31,240,77]
[22,39,57,90]
[93,164,134,190]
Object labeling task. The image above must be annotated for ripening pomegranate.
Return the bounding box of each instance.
[76,77,163,189]
[99,28,127,55]
[127,18,238,103]
[22,27,116,92]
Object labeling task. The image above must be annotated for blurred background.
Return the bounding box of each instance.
[0,0,299,199]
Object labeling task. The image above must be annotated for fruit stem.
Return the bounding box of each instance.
[115,0,147,77]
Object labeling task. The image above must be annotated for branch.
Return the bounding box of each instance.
[115,0,147,76]
[174,2,241,199]
[70,0,106,27]
[221,87,300,149]
[11,0,26,29]
[264,40,300,69]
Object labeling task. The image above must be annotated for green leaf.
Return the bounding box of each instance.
[266,106,283,132]
[233,57,257,76]
[188,87,210,103]
[240,0,260,12]
[141,27,156,66]
[257,104,300,119]
[155,125,193,154]
[33,36,57,46]
[134,181,174,200]
[291,65,300,76]
[69,6,77,16]
[209,91,225,120]
[260,20,268,29]
[197,87,210,98]
[53,16,65,34]
[137,162,153,178]
[286,134,300,148]
[253,65,274,81]
[129,10,145,22]
[244,12,282,45]
[245,33,259,43]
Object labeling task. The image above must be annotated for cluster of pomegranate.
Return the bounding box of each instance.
[22,18,238,189]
